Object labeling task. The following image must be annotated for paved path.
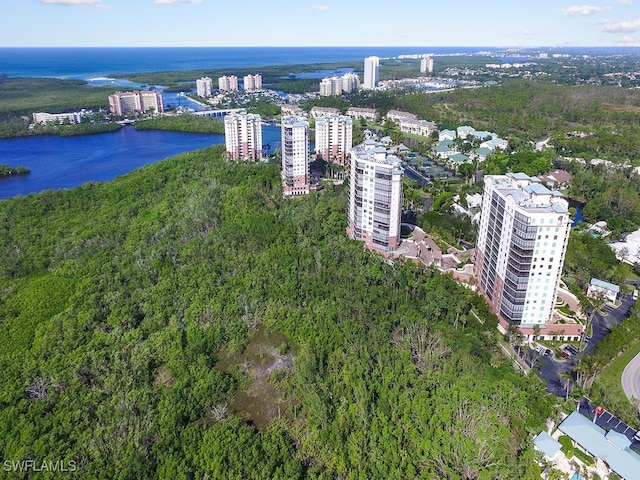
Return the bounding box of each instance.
[622,351,640,409]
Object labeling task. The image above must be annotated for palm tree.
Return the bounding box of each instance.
[559,370,573,402]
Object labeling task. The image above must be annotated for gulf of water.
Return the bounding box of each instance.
[2,46,638,80]
[1,47,502,79]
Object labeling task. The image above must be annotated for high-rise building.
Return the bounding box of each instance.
[243,74,262,91]
[196,77,213,97]
[475,173,571,336]
[363,56,380,89]
[319,72,360,96]
[347,142,404,253]
[224,113,263,161]
[315,114,353,165]
[108,91,164,116]
[218,75,238,92]
[281,116,310,196]
[420,55,434,74]
[341,72,360,93]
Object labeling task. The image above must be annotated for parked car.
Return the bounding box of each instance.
[544,349,552,356]
[566,345,579,356]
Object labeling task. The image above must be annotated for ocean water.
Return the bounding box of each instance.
[1,46,639,80]
[0,47,492,79]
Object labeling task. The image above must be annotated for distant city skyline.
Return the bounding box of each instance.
[3,0,640,48]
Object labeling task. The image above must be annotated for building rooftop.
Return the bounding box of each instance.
[487,174,569,214]
[590,278,620,293]
[558,411,640,480]
[533,431,562,459]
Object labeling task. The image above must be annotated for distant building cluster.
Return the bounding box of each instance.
[216,74,262,93]
[196,76,213,97]
[319,72,360,96]
[347,140,404,253]
[309,106,340,119]
[315,114,353,165]
[33,110,88,125]
[433,125,508,169]
[224,112,263,161]
[281,115,310,196]
[108,91,164,116]
[218,75,239,92]
[386,110,437,137]
[363,56,380,90]
[346,107,379,122]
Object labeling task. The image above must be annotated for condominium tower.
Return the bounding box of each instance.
[196,77,213,97]
[224,113,263,161]
[281,116,310,196]
[475,173,571,335]
[347,142,404,253]
[218,75,238,92]
[108,91,164,116]
[243,74,262,91]
[315,114,353,165]
[363,56,379,89]
[420,56,434,74]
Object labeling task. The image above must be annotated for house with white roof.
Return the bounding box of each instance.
[456,125,476,139]
[471,130,494,141]
[587,278,620,304]
[480,137,508,151]
[439,129,456,141]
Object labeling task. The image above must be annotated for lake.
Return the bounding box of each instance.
[0,124,283,200]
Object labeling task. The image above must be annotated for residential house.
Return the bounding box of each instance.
[438,129,457,141]
[309,106,340,119]
[538,169,572,190]
[587,278,619,304]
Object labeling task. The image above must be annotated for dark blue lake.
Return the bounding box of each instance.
[0,124,283,200]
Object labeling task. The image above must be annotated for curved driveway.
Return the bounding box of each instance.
[622,351,640,408]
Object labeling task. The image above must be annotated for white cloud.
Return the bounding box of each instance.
[602,18,640,32]
[155,0,201,4]
[616,0,632,5]
[562,5,610,15]
[615,34,640,45]
[311,5,329,11]
[40,0,101,5]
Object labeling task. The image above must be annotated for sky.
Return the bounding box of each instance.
[2,0,640,48]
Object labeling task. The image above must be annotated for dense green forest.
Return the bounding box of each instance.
[0,78,117,120]
[307,80,640,161]
[0,146,555,478]
[134,114,225,134]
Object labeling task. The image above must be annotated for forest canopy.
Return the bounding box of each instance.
[0,146,554,478]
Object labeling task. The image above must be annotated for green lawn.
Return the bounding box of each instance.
[591,339,640,428]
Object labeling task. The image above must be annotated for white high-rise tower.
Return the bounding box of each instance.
[363,56,379,89]
[475,173,572,339]
[281,116,310,196]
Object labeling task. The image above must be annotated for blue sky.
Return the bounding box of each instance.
[3,0,640,47]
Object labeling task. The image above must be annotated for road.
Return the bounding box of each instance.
[622,352,640,407]
[538,293,635,398]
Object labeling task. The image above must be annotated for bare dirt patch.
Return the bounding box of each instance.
[217,325,296,430]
